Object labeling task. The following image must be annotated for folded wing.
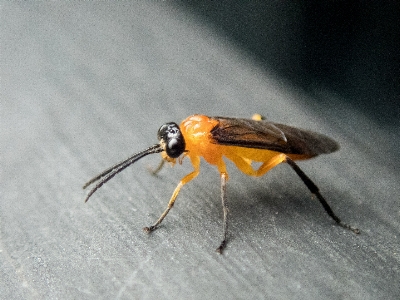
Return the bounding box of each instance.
[209,117,339,157]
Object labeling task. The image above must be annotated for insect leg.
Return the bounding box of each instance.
[216,172,229,254]
[143,155,200,233]
[148,159,165,175]
[285,156,360,234]
[227,152,286,177]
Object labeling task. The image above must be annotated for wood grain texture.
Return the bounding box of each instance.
[1,2,399,299]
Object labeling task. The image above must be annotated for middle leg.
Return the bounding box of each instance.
[216,172,229,253]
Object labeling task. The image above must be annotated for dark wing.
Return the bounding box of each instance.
[209,116,339,156]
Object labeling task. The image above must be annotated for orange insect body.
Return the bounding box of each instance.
[180,115,307,178]
[181,115,224,165]
[83,114,359,253]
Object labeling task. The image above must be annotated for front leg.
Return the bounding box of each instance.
[143,155,200,232]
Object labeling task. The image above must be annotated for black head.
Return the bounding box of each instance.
[157,122,186,158]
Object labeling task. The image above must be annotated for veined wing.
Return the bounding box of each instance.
[209,116,339,156]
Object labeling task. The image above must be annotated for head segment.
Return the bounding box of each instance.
[157,122,186,158]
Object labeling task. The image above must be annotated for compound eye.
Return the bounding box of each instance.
[157,122,185,158]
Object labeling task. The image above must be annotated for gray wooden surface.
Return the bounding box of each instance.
[1,2,399,299]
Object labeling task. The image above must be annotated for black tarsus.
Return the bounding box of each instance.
[285,156,360,234]
[216,172,229,254]
[83,144,163,203]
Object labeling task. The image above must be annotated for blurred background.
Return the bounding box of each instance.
[182,1,399,124]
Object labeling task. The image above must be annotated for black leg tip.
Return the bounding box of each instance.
[339,222,360,234]
[143,226,156,233]
[216,240,227,254]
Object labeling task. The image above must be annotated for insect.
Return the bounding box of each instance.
[83,114,359,253]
